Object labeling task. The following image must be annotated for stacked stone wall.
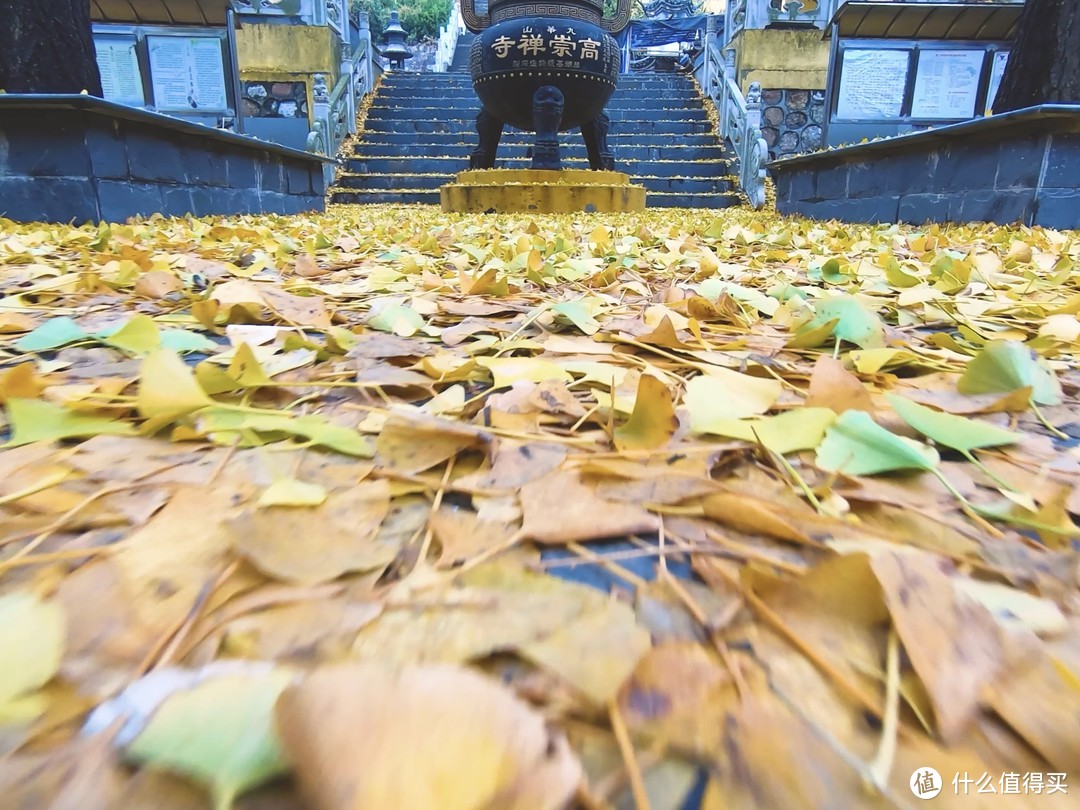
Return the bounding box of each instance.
[761,88,825,159]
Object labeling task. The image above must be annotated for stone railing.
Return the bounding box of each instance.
[724,0,838,45]
[308,27,376,182]
[434,0,465,72]
[325,0,347,37]
[697,28,768,208]
[231,0,313,22]
[724,0,748,45]
[231,0,349,32]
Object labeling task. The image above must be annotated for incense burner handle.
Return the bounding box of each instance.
[602,0,631,34]
[461,0,491,32]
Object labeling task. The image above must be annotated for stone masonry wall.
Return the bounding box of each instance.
[0,101,328,224]
[770,111,1080,230]
[761,88,826,160]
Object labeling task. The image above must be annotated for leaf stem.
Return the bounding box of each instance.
[1031,401,1070,440]
[867,628,900,792]
[930,468,1004,537]
[960,449,1018,492]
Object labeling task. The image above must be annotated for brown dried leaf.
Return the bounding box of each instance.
[277,664,582,810]
[804,355,874,413]
[228,481,393,585]
[519,469,658,544]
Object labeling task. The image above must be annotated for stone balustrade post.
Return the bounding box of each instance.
[311,73,331,150]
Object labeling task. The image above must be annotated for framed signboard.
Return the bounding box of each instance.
[146,35,228,112]
[95,37,145,106]
[835,49,910,120]
[911,49,985,120]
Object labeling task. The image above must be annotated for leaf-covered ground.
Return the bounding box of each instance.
[1,204,1079,809]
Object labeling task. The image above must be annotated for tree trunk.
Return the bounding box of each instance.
[995,0,1080,113]
[0,0,102,95]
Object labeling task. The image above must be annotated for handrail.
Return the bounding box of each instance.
[308,30,375,184]
[695,31,767,209]
[724,0,746,47]
[434,0,464,72]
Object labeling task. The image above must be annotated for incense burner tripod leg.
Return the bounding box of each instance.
[469,109,505,169]
[581,111,614,171]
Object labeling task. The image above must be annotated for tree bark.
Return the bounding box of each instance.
[994,0,1080,113]
[0,0,102,95]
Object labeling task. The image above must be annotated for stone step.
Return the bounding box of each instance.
[641,191,743,208]
[376,81,699,94]
[374,88,703,100]
[369,94,703,108]
[336,173,735,194]
[345,156,732,177]
[365,106,709,122]
[381,73,695,85]
[375,84,700,97]
[330,188,741,208]
[361,131,720,146]
[333,189,442,205]
[353,143,729,161]
[337,68,733,210]
[363,119,713,134]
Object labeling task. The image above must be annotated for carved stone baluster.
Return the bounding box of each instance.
[743,81,767,209]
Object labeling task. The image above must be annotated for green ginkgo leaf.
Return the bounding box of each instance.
[197,408,374,457]
[4,398,137,447]
[128,669,295,810]
[368,302,425,337]
[887,395,1020,453]
[812,295,886,349]
[13,317,89,352]
[816,409,939,476]
[817,258,848,284]
[160,329,218,354]
[957,340,1062,406]
[551,301,601,335]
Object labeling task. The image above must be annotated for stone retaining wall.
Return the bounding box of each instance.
[0,96,330,225]
[769,105,1080,230]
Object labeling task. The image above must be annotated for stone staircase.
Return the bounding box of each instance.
[448,31,473,72]
[332,36,740,208]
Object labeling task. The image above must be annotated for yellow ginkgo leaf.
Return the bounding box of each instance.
[137,349,214,425]
[613,374,678,451]
[257,478,329,508]
[684,368,783,430]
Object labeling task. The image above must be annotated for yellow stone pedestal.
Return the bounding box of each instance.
[440,169,646,213]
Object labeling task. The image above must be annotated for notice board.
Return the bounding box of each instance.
[147,35,228,112]
[911,49,984,120]
[835,49,910,120]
